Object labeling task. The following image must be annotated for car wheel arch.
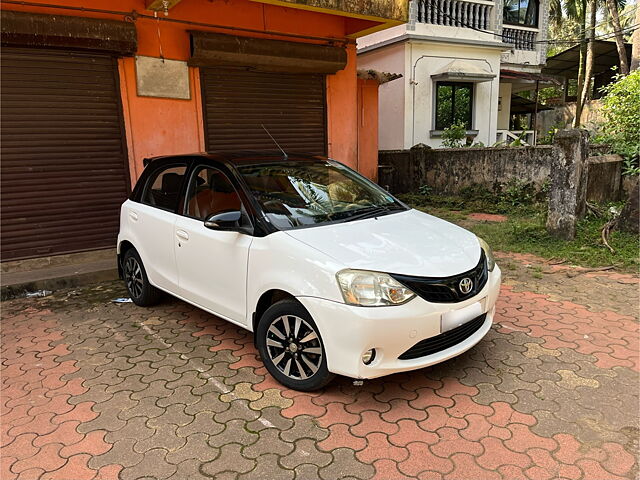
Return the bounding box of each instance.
[117,240,136,278]
[252,289,298,334]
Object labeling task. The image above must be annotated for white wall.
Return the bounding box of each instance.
[408,40,502,148]
[497,82,512,130]
[357,43,407,150]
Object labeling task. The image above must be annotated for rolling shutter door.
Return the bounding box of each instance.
[1,47,130,261]
[200,69,327,156]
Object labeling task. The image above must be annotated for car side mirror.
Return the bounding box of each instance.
[204,211,242,230]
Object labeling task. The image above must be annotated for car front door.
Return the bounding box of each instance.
[132,162,188,292]
[174,164,253,325]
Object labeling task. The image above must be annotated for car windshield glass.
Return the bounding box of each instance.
[237,161,406,230]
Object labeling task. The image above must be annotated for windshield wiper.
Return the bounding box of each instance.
[343,204,404,222]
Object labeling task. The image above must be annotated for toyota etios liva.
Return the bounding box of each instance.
[118,153,501,391]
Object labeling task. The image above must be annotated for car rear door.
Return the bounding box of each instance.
[174,164,253,325]
[129,162,188,293]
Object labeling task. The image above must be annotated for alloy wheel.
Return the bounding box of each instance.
[265,315,323,380]
[124,256,144,299]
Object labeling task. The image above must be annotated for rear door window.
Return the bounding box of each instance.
[141,165,188,212]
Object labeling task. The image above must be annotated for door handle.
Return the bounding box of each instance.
[176,230,189,241]
[129,211,138,221]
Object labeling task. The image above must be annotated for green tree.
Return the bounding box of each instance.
[595,70,640,175]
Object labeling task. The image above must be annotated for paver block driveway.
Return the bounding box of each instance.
[1,252,638,479]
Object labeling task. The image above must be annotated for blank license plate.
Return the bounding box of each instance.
[441,301,483,333]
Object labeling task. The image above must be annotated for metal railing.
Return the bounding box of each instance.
[416,0,493,30]
[496,130,536,146]
[502,27,537,51]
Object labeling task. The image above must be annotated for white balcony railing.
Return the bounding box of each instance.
[502,27,537,50]
[416,0,493,30]
[496,130,535,146]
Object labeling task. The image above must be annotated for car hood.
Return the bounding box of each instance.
[284,209,482,277]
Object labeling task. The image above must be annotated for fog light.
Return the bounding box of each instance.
[362,349,376,365]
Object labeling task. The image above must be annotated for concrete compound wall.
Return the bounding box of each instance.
[378,144,623,203]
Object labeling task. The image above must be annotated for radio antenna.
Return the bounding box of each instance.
[261,124,288,159]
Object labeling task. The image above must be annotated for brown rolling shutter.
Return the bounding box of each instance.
[1,47,130,261]
[200,69,327,156]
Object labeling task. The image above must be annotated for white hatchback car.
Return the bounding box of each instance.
[118,153,501,390]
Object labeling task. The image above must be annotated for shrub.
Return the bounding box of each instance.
[441,122,467,148]
[594,71,640,176]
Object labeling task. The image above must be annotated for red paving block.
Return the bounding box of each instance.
[389,419,438,447]
[2,433,39,462]
[41,454,96,480]
[52,402,98,425]
[8,411,57,438]
[398,442,454,476]
[372,459,415,480]
[448,452,502,480]
[576,460,631,480]
[419,406,467,432]
[33,421,83,448]
[380,399,428,423]
[504,424,557,453]
[410,388,455,409]
[10,443,66,474]
[460,414,492,441]
[430,427,483,458]
[316,402,360,427]
[93,464,123,480]
[434,378,478,398]
[351,410,399,437]
[345,391,390,414]
[601,443,637,476]
[60,430,111,458]
[28,394,74,418]
[357,432,409,463]
[318,424,367,451]
[280,394,326,419]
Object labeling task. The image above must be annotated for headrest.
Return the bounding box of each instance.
[162,172,183,193]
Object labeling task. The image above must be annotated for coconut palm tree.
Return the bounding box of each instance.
[548,0,629,126]
[604,0,630,74]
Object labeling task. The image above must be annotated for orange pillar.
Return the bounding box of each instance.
[357,78,380,181]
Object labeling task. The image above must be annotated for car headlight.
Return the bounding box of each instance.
[336,269,416,306]
[478,237,496,272]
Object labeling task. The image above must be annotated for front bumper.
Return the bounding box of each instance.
[298,266,501,379]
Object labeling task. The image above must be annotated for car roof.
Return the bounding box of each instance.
[144,151,329,168]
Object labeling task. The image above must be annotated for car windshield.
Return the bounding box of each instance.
[237,160,406,230]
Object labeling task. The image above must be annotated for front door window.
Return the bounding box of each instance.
[185,166,243,220]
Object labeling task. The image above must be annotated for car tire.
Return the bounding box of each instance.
[122,248,163,307]
[256,299,334,391]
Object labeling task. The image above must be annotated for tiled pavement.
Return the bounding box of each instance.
[1,257,638,480]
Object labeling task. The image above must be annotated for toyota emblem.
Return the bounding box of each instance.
[459,277,473,294]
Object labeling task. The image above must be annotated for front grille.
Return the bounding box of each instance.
[398,313,487,360]
[391,252,488,303]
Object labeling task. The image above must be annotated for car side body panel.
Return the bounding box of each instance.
[119,200,180,293]
[246,231,346,326]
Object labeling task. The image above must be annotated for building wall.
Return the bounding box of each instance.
[497,82,513,130]
[357,42,407,150]
[408,41,502,148]
[7,0,362,183]
[357,79,380,180]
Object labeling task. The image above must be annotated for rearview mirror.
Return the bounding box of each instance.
[204,211,242,230]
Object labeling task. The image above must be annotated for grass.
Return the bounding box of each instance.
[400,191,640,273]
